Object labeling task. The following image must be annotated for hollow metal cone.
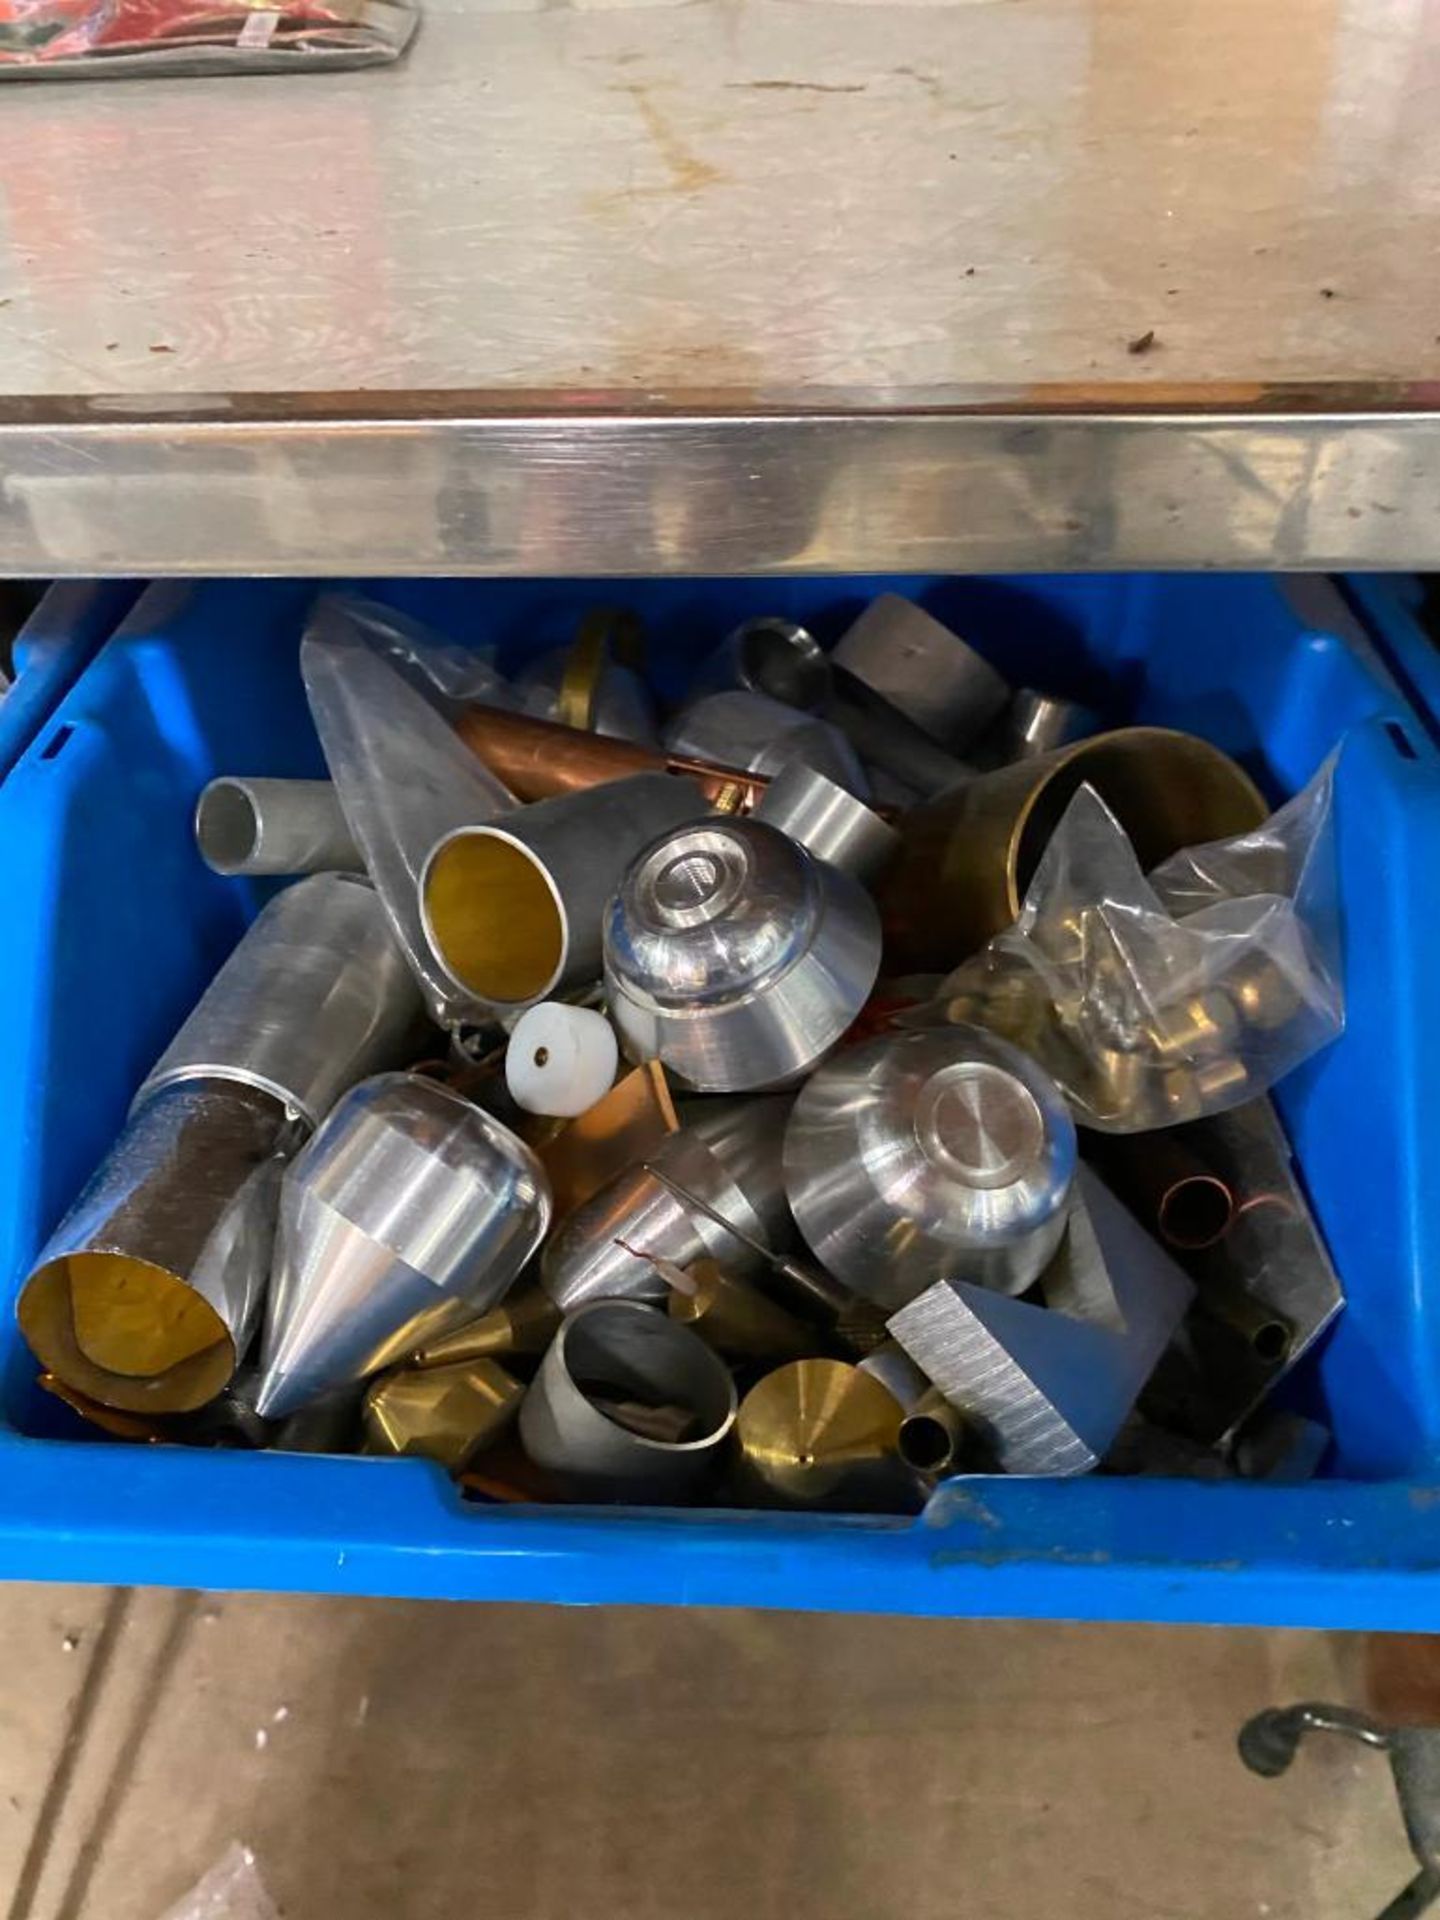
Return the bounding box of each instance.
[733,1358,919,1511]
[833,595,1010,751]
[256,1072,551,1419]
[18,1078,294,1414]
[519,1300,737,1502]
[753,762,899,884]
[664,690,868,800]
[422,772,709,1012]
[363,1357,524,1472]
[139,873,428,1131]
[688,617,833,713]
[541,1097,793,1311]
[784,1026,1077,1310]
[195,777,362,878]
[886,1164,1195,1476]
[605,817,882,1092]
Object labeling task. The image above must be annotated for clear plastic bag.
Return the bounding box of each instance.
[909,755,1343,1131]
[301,595,517,1032]
[157,1845,279,1920]
[0,0,416,76]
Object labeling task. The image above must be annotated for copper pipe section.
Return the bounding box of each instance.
[880,727,1267,969]
[453,704,768,811]
[1088,1134,1237,1252]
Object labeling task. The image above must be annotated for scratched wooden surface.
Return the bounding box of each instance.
[0,0,1436,400]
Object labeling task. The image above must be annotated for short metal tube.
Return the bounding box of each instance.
[689,617,833,712]
[833,595,1010,750]
[753,762,899,883]
[519,1301,737,1501]
[17,1079,293,1414]
[138,872,427,1131]
[1001,690,1101,761]
[195,777,361,878]
[421,772,708,1012]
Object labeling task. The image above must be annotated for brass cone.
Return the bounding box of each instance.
[666,1261,817,1363]
[362,1358,523,1473]
[412,1288,560,1367]
[735,1359,917,1511]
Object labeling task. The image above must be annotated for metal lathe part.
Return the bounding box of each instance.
[517,643,657,749]
[880,726,1267,969]
[421,772,709,1012]
[363,1357,524,1472]
[856,1339,930,1413]
[688,616,833,713]
[255,1072,551,1419]
[1000,689,1102,761]
[17,1078,293,1415]
[827,687,976,800]
[412,1286,561,1367]
[733,1358,917,1511]
[1086,1131,1236,1252]
[604,816,882,1093]
[832,595,1009,750]
[897,1388,973,1476]
[540,1099,791,1311]
[194,777,362,878]
[452,703,769,812]
[887,1164,1195,1476]
[138,873,428,1131]
[664,690,869,800]
[527,1059,680,1222]
[784,1025,1077,1311]
[519,1300,737,1501]
[665,1259,816,1363]
[753,762,899,884]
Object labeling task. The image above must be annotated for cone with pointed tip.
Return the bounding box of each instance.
[734,1359,921,1512]
[255,1073,550,1420]
[411,1287,560,1368]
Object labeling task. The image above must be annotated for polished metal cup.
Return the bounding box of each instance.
[255,1072,552,1418]
[421,772,708,1013]
[688,617,833,713]
[753,763,899,884]
[663,691,868,799]
[519,1300,737,1501]
[18,1078,295,1414]
[604,817,882,1092]
[138,872,427,1130]
[784,1025,1077,1311]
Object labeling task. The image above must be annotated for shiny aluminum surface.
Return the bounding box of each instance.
[604,817,881,1092]
[540,1098,791,1311]
[784,1026,1077,1311]
[519,1301,737,1502]
[664,691,868,800]
[833,597,1009,751]
[194,777,361,878]
[256,1073,552,1419]
[1001,691,1102,763]
[688,618,832,713]
[753,762,898,883]
[139,873,427,1130]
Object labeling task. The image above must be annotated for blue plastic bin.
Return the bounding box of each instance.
[3,571,1439,1626]
[0,581,141,786]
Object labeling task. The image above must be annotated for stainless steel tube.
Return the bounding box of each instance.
[17,1078,294,1414]
[832,595,1010,750]
[753,763,899,883]
[688,617,833,713]
[255,1072,552,1419]
[138,872,427,1131]
[421,772,708,1012]
[194,777,361,878]
[519,1300,737,1501]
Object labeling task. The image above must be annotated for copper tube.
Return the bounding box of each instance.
[880,727,1267,969]
[1088,1134,1237,1252]
[453,703,768,811]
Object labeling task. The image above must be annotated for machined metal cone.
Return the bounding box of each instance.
[734,1359,917,1511]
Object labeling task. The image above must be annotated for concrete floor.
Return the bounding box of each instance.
[0,1588,1418,1920]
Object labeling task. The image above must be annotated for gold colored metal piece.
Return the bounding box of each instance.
[1144,991,1241,1064]
[412,1287,561,1367]
[362,1358,524,1473]
[1225,949,1309,1032]
[881,726,1267,969]
[531,1060,680,1221]
[421,830,564,1006]
[665,1260,817,1363]
[453,704,768,811]
[897,1388,972,1475]
[734,1359,916,1511]
[37,1372,167,1443]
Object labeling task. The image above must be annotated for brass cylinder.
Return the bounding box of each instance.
[453,704,768,811]
[880,727,1267,969]
[897,1388,973,1476]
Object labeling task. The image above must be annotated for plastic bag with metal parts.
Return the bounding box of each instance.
[300,595,517,1032]
[907,754,1343,1132]
[0,0,416,77]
